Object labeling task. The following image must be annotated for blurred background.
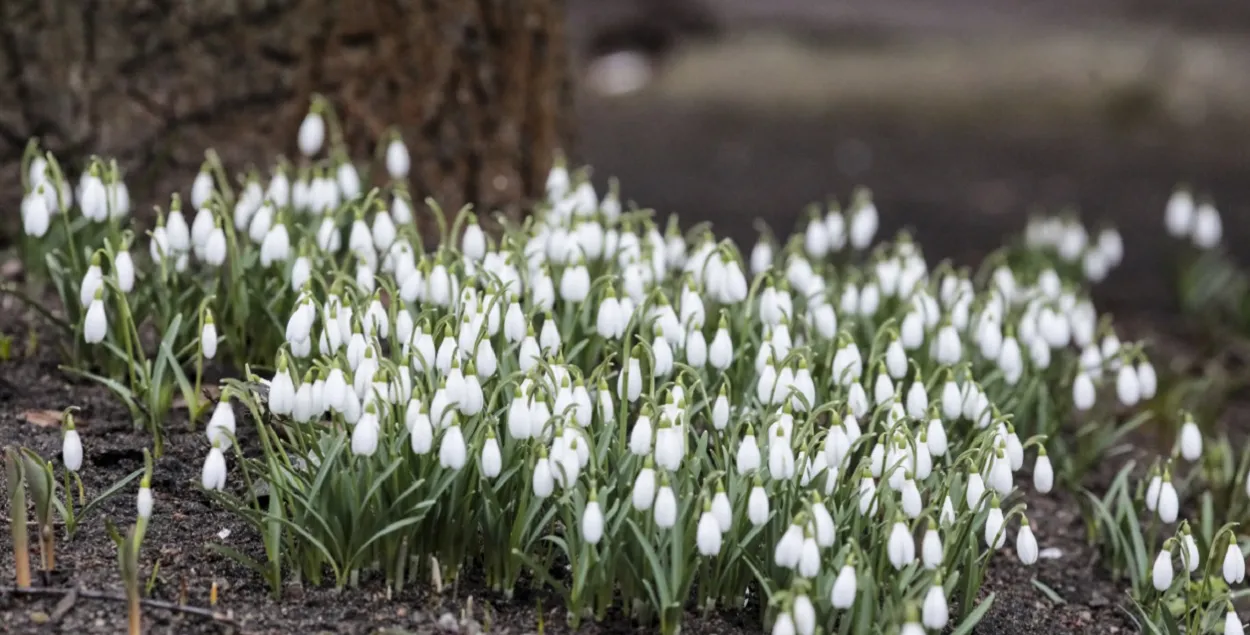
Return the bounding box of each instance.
[568,0,1250,312]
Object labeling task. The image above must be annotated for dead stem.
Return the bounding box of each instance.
[0,586,238,626]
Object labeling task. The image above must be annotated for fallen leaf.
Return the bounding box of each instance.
[21,409,65,428]
[0,258,22,280]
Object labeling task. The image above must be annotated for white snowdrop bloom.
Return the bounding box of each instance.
[848,193,878,249]
[83,291,108,344]
[385,136,411,179]
[940,379,961,421]
[1193,201,1223,249]
[1223,543,1246,584]
[80,170,108,221]
[887,519,915,569]
[201,225,226,266]
[532,455,555,498]
[1136,359,1158,399]
[873,370,895,408]
[438,422,467,470]
[1017,518,1039,564]
[1158,477,1179,523]
[1116,363,1140,407]
[268,363,297,416]
[617,355,643,402]
[804,212,831,258]
[797,531,821,578]
[22,186,52,238]
[685,327,708,367]
[1146,473,1163,510]
[999,336,1023,384]
[1033,450,1054,493]
[858,472,878,516]
[581,495,605,545]
[734,429,764,474]
[772,612,796,635]
[926,417,948,457]
[1182,532,1200,572]
[774,521,804,569]
[935,323,961,365]
[767,430,796,481]
[922,524,943,569]
[831,563,858,609]
[745,483,770,527]
[165,208,191,253]
[371,209,397,253]
[62,427,83,472]
[1179,418,1203,462]
[109,249,136,293]
[750,240,773,276]
[696,505,722,557]
[1165,187,1195,237]
[978,317,1003,360]
[352,406,381,456]
[136,485,154,519]
[260,221,291,267]
[205,400,238,450]
[985,502,1006,549]
[922,583,948,630]
[201,445,228,491]
[1073,372,1096,411]
[939,496,956,527]
[1226,611,1245,635]
[904,380,928,419]
[315,217,341,252]
[901,478,922,518]
[654,482,678,529]
[1153,545,1174,591]
[965,473,987,512]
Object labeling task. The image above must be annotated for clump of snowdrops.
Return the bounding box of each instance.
[16,96,1232,634]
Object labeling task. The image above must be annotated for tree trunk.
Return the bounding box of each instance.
[0,0,572,238]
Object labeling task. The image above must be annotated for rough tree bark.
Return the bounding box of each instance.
[0,0,572,239]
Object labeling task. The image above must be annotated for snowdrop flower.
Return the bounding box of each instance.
[1033,448,1053,493]
[935,322,961,365]
[793,594,815,635]
[438,420,467,470]
[1226,610,1245,635]
[940,496,956,527]
[618,350,643,402]
[985,498,1006,549]
[352,405,381,456]
[772,612,796,635]
[1158,473,1179,523]
[709,317,733,371]
[831,561,858,609]
[966,472,987,512]
[1193,201,1223,249]
[201,444,228,491]
[83,289,108,344]
[137,483,153,519]
[582,492,605,545]
[532,453,555,498]
[80,166,108,222]
[1179,416,1203,462]
[858,470,878,516]
[848,189,878,249]
[385,134,410,179]
[204,221,228,267]
[21,186,51,237]
[901,477,922,518]
[1181,529,1200,573]
[62,422,83,472]
[1073,372,1095,411]
[1165,187,1195,237]
[1223,543,1245,584]
[927,416,948,457]
[1115,362,1140,407]
[696,501,722,556]
[654,479,678,528]
[1153,543,1174,591]
[298,103,325,156]
[268,358,297,416]
[774,520,804,569]
[887,517,915,569]
[1017,517,1039,564]
[748,481,770,526]
[941,376,962,421]
[922,522,943,569]
[922,581,948,630]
